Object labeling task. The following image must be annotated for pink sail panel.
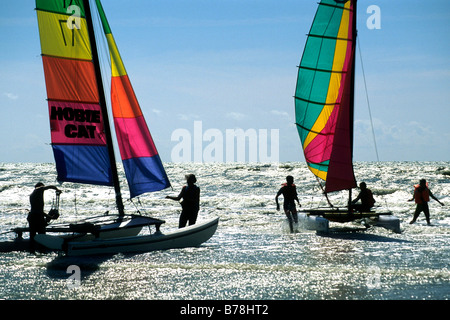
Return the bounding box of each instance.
[48,101,106,145]
[114,116,158,160]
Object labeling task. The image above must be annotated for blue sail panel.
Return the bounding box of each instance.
[52,145,113,186]
[123,156,171,198]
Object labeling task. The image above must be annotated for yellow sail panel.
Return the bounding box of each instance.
[308,165,328,181]
[106,34,127,77]
[37,10,91,60]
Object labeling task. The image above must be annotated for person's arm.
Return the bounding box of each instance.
[352,192,361,204]
[43,185,61,192]
[429,190,444,206]
[294,188,301,207]
[275,189,281,210]
[166,187,185,201]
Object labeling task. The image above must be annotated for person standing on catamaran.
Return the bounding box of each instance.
[166,174,200,228]
[276,176,301,233]
[409,179,444,225]
[28,182,61,252]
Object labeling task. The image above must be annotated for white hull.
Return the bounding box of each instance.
[371,215,401,233]
[299,212,401,234]
[35,217,219,256]
[299,214,330,233]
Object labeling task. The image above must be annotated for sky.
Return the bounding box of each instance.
[0,0,449,163]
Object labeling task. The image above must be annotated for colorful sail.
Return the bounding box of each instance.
[95,0,170,198]
[294,0,357,193]
[36,0,113,186]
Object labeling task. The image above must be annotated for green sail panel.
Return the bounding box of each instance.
[35,0,86,17]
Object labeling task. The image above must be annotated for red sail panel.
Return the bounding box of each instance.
[325,48,356,193]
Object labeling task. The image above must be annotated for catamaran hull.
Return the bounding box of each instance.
[9,214,160,241]
[372,215,401,233]
[299,214,330,233]
[35,217,219,256]
[65,215,162,240]
[299,211,401,234]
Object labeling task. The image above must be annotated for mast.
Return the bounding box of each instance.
[83,0,125,216]
[348,0,358,210]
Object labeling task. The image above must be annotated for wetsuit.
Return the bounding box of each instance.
[277,184,299,231]
[178,185,200,228]
[28,187,48,241]
[352,188,375,212]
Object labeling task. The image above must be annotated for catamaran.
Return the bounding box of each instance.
[4,0,218,255]
[294,0,400,233]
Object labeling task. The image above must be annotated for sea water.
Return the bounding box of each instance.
[0,161,449,300]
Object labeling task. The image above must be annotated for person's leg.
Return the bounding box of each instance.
[28,227,37,253]
[179,210,188,228]
[423,203,431,225]
[188,210,198,226]
[285,210,294,233]
[410,204,424,224]
[292,208,298,224]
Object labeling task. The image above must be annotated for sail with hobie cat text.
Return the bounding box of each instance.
[36,0,170,199]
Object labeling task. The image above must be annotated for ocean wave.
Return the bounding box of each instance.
[372,188,398,196]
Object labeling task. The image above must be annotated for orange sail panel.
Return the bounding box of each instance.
[42,56,99,103]
[36,0,113,185]
[294,0,357,193]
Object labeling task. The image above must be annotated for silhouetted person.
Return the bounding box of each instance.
[409,179,444,225]
[28,182,61,252]
[166,174,200,228]
[351,182,376,212]
[276,176,301,233]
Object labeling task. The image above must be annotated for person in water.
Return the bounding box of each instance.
[408,179,444,225]
[28,182,61,252]
[276,176,301,233]
[166,174,200,228]
[351,182,376,212]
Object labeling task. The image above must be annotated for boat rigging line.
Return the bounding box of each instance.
[357,37,379,162]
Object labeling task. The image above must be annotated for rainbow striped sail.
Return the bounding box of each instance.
[36,0,170,199]
[36,0,113,186]
[95,0,170,198]
[295,0,357,193]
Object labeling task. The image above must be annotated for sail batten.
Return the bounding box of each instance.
[307,34,353,42]
[294,96,341,106]
[298,65,348,74]
[295,0,357,193]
